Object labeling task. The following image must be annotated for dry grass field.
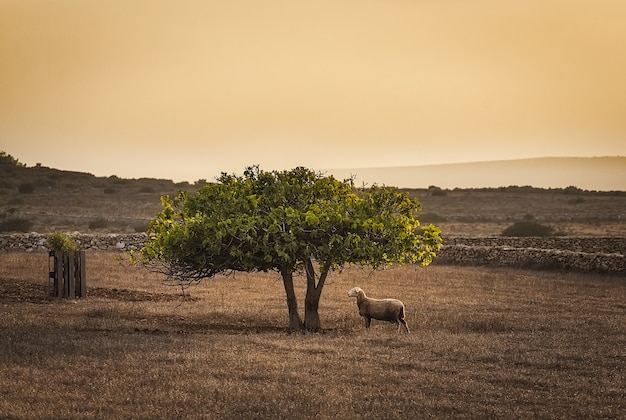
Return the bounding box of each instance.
[1,251,625,419]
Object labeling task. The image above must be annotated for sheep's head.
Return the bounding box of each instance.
[347,287,363,298]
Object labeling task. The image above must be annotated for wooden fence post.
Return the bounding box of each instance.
[48,251,86,298]
[78,250,86,297]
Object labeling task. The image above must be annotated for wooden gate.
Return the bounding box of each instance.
[48,251,86,298]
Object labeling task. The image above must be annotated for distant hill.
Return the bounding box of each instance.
[1,153,625,235]
[326,157,626,191]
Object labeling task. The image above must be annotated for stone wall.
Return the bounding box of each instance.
[0,233,148,252]
[444,236,624,255]
[1,233,624,273]
[437,236,625,273]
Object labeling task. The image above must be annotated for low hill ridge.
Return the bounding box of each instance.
[326,157,626,191]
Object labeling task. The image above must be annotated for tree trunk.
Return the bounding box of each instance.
[281,268,303,332]
[304,286,322,332]
[303,258,329,332]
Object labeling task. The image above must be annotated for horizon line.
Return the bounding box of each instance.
[324,155,626,171]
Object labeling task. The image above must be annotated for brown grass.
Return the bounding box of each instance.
[1,251,625,419]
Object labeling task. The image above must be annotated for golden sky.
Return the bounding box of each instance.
[1,0,625,183]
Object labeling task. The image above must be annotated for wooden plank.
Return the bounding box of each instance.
[48,251,85,299]
[54,251,63,298]
[68,251,76,299]
[48,252,55,297]
[63,252,71,298]
[80,251,87,297]
[79,251,86,297]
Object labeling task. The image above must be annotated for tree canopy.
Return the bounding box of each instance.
[0,151,25,167]
[136,166,441,332]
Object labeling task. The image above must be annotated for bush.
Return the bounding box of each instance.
[429,186,448,196]
[501,220,555,237]
[137,186,155,193]
[46,232,78,251]
[0,217,33,232]
[88,217,109,230]
[563,186,583,195]
[0,151,25,166]
[18,183,35,194]
[420,212,447,223]
[7,198,25,206]
[133,222,150,233]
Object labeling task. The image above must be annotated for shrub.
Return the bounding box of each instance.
[46,232,78,251]
[420,212,447,223]
[133,222,150,233]
[429,186,448,196]
[18,183,35,194]
[0,151,25,166]
[137,186,155,193]
[0,217,33,232]
[88,217,109,229]
[109,176,129,186]
[563,186,583,195]
[7,198,25,206]
[501,220,555,237]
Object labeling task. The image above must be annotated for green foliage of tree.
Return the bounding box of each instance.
[46,232,79,251]
[135,166,442,332]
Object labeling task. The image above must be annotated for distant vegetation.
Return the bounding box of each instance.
[428,185,448,196]
[0,151,25,167]
[1,150,625,236]
[88,217,109,230]
[0,150,201,233]
[0,217,33,233]
[420,212,447,224]
[18,182,35,194]
[501,220,556,237]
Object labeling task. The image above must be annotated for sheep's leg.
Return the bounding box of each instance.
[399,318,410,333]
[364,317,371,330]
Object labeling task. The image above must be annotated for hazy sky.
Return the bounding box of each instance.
[1,0,625,182]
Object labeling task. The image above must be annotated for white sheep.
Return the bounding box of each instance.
[347,287,409,333]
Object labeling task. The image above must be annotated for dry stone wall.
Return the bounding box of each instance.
[0,233,148,252]
[1,233,624,273]
[444,237,624,255]
[437,237,625,273]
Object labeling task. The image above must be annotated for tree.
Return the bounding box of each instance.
[135,166,442,332]
[0,151,25,166]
